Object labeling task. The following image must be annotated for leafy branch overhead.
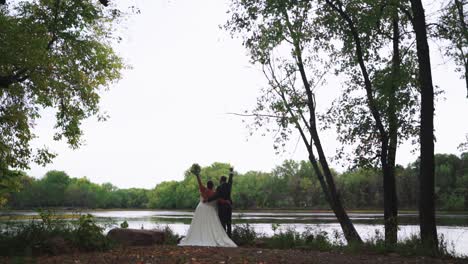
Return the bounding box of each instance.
[0,0,110,6]
[0,0,126,171]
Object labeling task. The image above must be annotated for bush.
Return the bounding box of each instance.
[232,223,257,246]
[260,225,333,250]
[71,214,111,251]
[154,225,181,245]
[301,227,334,250]
[265,226,301,249]
[120,220,129,229]
[0,210,112,256]
[358,230,457,257]
[439,192,464,211]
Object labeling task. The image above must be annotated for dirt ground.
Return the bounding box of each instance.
[1,245,467,264]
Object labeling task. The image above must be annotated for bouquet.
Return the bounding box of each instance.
[190,163,201,176]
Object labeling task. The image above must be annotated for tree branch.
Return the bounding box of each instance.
[0,0,109,6]
[0,69,29,88]
[225,112,282,119]
[325,0,389,146]
[263,62,312,150]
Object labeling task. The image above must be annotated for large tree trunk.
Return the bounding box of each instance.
[410,0,438,252]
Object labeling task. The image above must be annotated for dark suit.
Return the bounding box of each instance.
[207,171,233,237]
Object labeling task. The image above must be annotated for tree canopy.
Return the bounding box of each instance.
[0,0,125,176]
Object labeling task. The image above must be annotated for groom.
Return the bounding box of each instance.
[204,167,234,238]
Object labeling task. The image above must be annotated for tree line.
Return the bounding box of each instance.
[5,153,468,211]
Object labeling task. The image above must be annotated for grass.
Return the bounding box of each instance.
[230,223,464,259]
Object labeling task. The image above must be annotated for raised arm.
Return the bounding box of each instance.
[195,174,204,192]
[190,163,204,193]
[228,167,234,188]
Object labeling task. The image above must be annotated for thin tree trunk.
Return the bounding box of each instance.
[383,12,401,245]
[296,41,362,243]
[281,7,363,244]
[410,0,438,252]
[325,0,399,244]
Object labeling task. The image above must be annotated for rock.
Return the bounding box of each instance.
[107,228,166,246]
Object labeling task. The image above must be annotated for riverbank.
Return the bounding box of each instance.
[2,209,468,257]
[2,245,465,264]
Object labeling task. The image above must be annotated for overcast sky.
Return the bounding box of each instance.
[27,0,468,189]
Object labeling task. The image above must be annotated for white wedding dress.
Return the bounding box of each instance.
[178,197,237,247]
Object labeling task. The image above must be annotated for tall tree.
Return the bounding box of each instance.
[0,0,125,176]
[225,0,362,243]
[316,0,419,244]
[408,0,439,252]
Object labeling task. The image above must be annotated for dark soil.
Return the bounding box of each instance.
[1,245,466,264]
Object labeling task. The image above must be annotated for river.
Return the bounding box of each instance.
[1,210,467,256]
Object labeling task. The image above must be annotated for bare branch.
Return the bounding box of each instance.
[225,112,281,119]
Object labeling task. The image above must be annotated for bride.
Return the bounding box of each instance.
[178,164,237,247]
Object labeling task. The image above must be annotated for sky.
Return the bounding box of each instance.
[27,0,468,189]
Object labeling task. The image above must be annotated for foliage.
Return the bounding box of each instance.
[155,225,181,245]
[317,0,420,168]
[72,214,110,251]
[355,230,456,257]
[459,134,468,152]
[4,153,468,211]
[0,210,111,256]
[0,0,126,175]
[0,170,23,207]
[435,0,468,96]
[232,223,257,246]
[120,220,129,229]
[7,171,150,209]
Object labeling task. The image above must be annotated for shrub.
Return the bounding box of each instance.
[120,220,129,229]
[0,210,111,256]
[301,227,333,250]
[359,230,457,258]
[232,223,257,246]
[71,214,111,251]
[154,225,181,245]
[265,226,302,249]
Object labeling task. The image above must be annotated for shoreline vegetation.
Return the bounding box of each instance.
[0,211,466,261]
[3,154,468,212]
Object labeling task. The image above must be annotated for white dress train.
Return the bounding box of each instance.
[178,197,237,247]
